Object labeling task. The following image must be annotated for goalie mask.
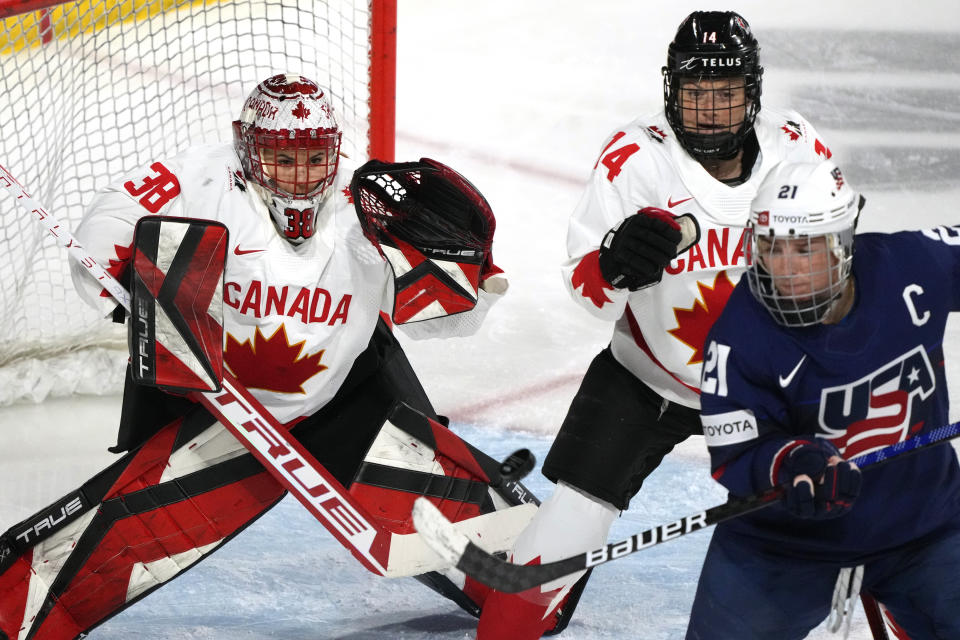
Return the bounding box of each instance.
[233,74,342,244]
[663,11,763,161]
[351,158,497,324]
[747,160,862,328]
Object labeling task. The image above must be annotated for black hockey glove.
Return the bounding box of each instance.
[776,439,861,519]
[597,207,683,290]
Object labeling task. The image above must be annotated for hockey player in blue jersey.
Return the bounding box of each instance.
[686,158,960,639]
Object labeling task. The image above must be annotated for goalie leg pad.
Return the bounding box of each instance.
[0,408,284,640]
[348,401,541,615]
[349,401,538,534]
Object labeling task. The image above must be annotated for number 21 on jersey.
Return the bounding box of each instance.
[701,340,731,396]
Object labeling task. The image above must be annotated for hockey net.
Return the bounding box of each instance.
[0,0,396,404]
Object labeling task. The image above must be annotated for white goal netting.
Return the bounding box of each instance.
[0,0,392,403]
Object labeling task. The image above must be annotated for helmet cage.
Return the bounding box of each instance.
[233,124,341,201]
[746,226,854,328]
[233,123,341,243]
[663,68,762,161]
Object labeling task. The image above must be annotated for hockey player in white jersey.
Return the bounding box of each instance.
[0,74,530,639]
[477,12,835,639]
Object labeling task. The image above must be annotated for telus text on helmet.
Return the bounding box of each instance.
[679,56,743,70]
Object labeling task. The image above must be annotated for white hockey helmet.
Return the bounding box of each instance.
[746,159,862,327]
[233,74,342,243]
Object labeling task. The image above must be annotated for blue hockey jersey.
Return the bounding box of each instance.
[699,227,960,562]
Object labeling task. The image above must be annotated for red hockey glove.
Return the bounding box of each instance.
[775,439,861,519]
[597,207,697,290]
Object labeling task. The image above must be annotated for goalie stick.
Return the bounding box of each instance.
[414,420,960,593]
[0,163,533,579]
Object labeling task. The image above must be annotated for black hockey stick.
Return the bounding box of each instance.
[414,420,960,593]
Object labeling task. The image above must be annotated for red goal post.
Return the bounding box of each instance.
[0,0,396,403]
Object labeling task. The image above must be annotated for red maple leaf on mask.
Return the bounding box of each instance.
[570,250,614,308]
[291,100,311,120]
[668,271,736,365]
[224,324,327,393]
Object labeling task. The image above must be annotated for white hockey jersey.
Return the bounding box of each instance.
[562,108,832,409]
[72,143,502,423]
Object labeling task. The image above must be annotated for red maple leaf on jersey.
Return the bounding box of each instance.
[99,243,134,297]
[781,124,801,141]
[291,100,311,120]
[571,250,614,308]
[668,271,736,365]
[646,125,667,141]
[342,185,353,203]
[224,324,327,393]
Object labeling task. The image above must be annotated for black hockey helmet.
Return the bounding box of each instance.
[662,11,763,161]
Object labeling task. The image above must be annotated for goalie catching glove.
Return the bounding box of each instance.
[351,158,502,324]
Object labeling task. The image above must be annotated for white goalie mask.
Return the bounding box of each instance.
[233,74,342,244]
[746,160,862,327]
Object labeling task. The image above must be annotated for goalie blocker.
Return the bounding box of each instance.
[351,158,504,324]
[130,216,228,393]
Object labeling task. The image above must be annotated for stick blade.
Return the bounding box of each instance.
[413,497,580,593]
[412,496,471,567]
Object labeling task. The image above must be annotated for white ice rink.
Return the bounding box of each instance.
[2,1,960,638]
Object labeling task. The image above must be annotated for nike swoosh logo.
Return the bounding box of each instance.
[667,196,693,208]
[234,246,265,256]
[778,355,807,388]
